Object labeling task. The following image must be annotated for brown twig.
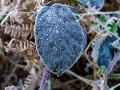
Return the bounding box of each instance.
[93,65,97,80]
[8,58,25,69]
[75,10,120,16]
[4,57,20,86]
[66,70,94,86]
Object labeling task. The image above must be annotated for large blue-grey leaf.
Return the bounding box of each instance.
[34,4,87,76]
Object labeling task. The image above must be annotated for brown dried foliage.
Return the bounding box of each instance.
[5,23,34,39]
[0,0,44,89]
[5,38,39,69]
[0,0,38,70]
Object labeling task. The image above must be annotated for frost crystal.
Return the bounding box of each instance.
[34,4,87,76]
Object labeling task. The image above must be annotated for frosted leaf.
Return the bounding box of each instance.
[34,4,87,76]
[79,0,105,10]
[97,36,117,67]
